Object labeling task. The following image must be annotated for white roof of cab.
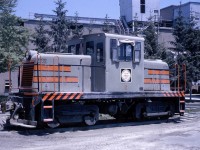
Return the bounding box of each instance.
[104,33,145,42]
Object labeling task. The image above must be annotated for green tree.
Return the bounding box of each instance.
[87,20,94,34]
[184,16,200,83]
[132,14,139,36]
[0,0,29,73]
[31,18,50,53]
[194,30,200,81]
[71,11,83,38]
[171,4,200,89]
[143,19,159,59]
[169,5,187,90]
[171,5,186,64]
[51,0,70,52]
[102,14,112,33]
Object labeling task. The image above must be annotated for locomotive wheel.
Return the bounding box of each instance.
[47,119,60,128]
[84,115,97,126]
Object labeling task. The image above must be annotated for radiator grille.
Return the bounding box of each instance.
[21,62,34,87]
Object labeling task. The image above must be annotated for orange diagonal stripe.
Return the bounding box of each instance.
[62,93,71,100]
[75,93,83,99]
[49,93,57,100]
[56,93,64,100]
[42,93,51,101]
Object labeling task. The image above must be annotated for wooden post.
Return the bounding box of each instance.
[177,64,180,91]
[182,64,186,92]
[8,57,12,93]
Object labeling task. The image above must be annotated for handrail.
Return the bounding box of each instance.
[183,64,187,92]
[40,55,43,92]
[170,64,186,92]
[36,54,40,92]
[53,56,59,92]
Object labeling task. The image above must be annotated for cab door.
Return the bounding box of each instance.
[93,42,105,92]
[85,40,105,92]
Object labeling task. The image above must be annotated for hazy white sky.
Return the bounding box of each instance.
[15,0,200,19]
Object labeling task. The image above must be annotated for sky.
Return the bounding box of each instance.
[14,0,200,19]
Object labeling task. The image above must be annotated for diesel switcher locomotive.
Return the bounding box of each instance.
[5,33,185,128]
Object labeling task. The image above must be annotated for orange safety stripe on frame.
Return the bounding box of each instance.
[162,92,167,97]
[34,65,71,72]
[33,77,79,83]
[148,70,169,75]
[168,92,174,97]
[49,93,58,100]
[69,93,77,99]
[162,91,185,97]
[75,93,83,99]
[178,92,182,97]
[174,93,179,97]
[144,78,170,84]
[62,93,71,100]
[55,93,64,100]
[181,91,185,97]
[42,93,51,101]
[43,93,83,101]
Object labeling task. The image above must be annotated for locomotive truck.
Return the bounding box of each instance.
[4,33,185,128]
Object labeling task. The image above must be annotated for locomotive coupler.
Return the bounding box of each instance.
[3,97,37,128]
[1,100,14,113]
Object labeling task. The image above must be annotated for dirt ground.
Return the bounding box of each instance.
[0,102,200,150]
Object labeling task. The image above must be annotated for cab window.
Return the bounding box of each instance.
[96,43,104,62]
[118,43,133,61]
[134,42,141,63]
[68,44,80,54]
[86,41,94,55]
[110,39,118,62]
[68,45,75,54]
[76,44,80,54]
[110,39,141,63]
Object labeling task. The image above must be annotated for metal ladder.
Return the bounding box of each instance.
[115,19,125,35]
[42,99,55,123]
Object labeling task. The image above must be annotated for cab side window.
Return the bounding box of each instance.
[68,45,75,54]
[96,43,103,62]
[68,44,80,54]
[110,39,119,62]
[86,41,94,55]
[134,42,141,63]
[76,44,80,54]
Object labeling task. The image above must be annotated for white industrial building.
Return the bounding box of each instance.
[161,2,200,28]
[119,0,160,23]
[174,2,200,28]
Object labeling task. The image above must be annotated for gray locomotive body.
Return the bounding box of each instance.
[5,33,185,128]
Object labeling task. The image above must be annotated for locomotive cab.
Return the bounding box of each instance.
[67,33,145,92]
